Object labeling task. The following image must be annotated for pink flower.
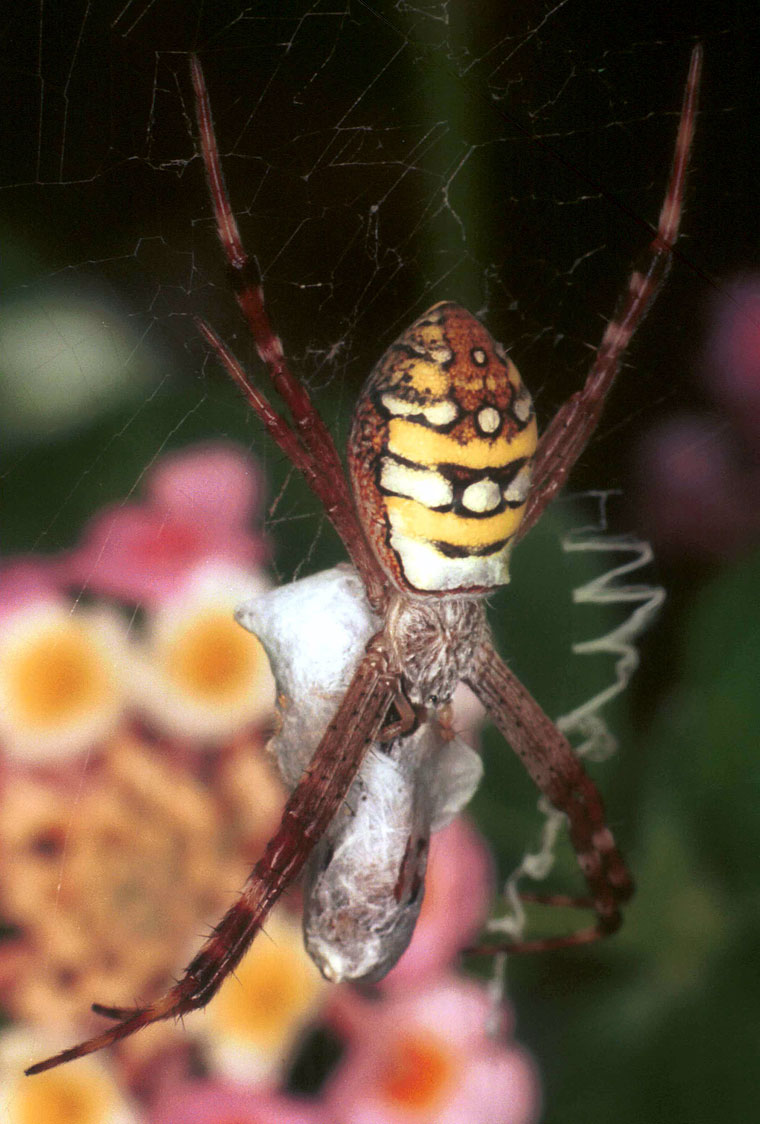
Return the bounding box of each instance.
[147,1080,328,1124]
[323,976,540,1124]
[60,443,267,604]
[704,277,760,450]
[636,275,760,560]
[0,559,63,619]
[637,415,760,558]
[382,817,493,990]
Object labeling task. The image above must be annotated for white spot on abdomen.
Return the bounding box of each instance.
[512,387,533,424]
[380,394,458,428]
[462,478,501,513]
[422,400,458,427]
[387,524,512,591]
[380,458,453,508]
[504,464,532,505]
[477,407,500,434]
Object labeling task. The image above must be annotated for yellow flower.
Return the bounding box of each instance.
[0,733,283,1036]
[0,1027,139,1124]
[203,907,328,1083]
[0,602,127,763]
[130,563,275,742]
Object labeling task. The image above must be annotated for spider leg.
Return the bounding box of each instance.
[190,54,342,467]
[465,640,634,954]
[377,684,426,742]
[196,320,354,532]
[190,56,388,610]
[25,638,397,1076]
[518,44,702,541]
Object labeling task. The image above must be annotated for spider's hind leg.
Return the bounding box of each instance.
[466,641,634,956]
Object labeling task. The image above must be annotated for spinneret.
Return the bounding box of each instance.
[349,301,538,594]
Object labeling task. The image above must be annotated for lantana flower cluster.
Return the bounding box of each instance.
[0,442,540,1124]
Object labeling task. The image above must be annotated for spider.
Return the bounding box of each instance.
[27,44,702,1076]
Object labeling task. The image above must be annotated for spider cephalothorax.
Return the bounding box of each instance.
[384,592,489,705]
[27,44,702,1077]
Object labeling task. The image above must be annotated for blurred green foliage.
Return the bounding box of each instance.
[492,546,760,1124]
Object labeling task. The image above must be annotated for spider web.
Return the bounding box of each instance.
[0,0,754,1105]
[3,1,749,578]
[483,488,666,1014]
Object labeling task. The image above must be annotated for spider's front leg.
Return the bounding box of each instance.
[25,638,398,1076]
[518,43,702,541]
[190,57,389,612]
[466,46,702,956]
[466,641,633,954]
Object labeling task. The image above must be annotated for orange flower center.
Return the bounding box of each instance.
[18,1067,113,1124]
[378,1029,455,1111]
[166,611,261,701]
[211,917,325,1050]
[9,625,110,727]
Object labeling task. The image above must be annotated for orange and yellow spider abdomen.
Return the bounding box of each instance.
[349,302,537,594]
